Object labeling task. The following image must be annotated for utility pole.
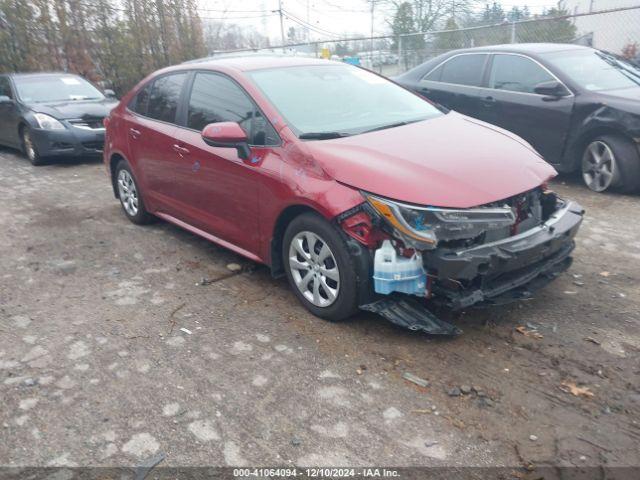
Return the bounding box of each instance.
[278,0,286,52]
[370,0,375,63]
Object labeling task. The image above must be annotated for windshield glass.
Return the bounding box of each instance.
[248,65,442,137]
[544,49,640,91]
[15,75,104,103]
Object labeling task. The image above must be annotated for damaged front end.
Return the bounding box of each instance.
[340,187,584,335]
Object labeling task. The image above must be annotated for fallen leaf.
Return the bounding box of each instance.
[412,409,432,414]
[516,326,543,339]
[599,271,610,277]
[560,381,594,398]
[584,337,601,345]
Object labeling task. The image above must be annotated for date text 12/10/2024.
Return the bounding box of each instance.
[233,468,401,478]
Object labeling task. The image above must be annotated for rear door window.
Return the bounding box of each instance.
[431,54,488,87]
[186,72,279,146]
[146,73,188,123]
[0,77,13,98]
[489,54,555,93]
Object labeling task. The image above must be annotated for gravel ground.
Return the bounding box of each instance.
[1,147,639,472]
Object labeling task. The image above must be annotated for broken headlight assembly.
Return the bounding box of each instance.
[364,193,516,249]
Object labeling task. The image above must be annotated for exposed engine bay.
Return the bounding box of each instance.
[339,187,585,335]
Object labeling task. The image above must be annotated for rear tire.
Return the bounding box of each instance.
[114,160,154,224]
[21,126,45,166]
[581,134,640,193]
[283,212,360,322]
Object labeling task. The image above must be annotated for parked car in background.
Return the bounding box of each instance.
[0,72,118,165]
[103,56,583,334]
[396,44,640,193]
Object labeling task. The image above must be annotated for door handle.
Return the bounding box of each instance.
[172,144,190,156]
[129,128,141,139]
[482,96,496,106]
[420,87,431,95]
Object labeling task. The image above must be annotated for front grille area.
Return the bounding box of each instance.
[51,141,74,150]
[70,117,105,130]
[82,141,104,151]
[436,187,558,250]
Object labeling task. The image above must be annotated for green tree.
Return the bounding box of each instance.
[517,4,577,44]
[435,16,465,51]
[391,2,422,50]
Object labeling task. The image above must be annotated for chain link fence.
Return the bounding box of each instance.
[210,5,640,77]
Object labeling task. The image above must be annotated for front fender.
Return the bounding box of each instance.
[565,104,640,170]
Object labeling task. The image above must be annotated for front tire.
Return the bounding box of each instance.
[581,135,640,193]
[283,212,360,322]
[115,160,154,224]
[21,126,44,166]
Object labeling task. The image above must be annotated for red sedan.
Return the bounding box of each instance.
[103,56,584,335]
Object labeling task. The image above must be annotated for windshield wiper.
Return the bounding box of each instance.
[596,52,640,82]
[299,131,351,140]
[361,119,423,134]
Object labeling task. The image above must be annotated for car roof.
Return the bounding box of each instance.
[449,43,591,55]
[180,55,344,72]
[7,71,81,78]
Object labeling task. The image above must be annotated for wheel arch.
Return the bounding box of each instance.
[268,202,375,306]
[109,152,127,198]
[570,125,635,171]
[269,204,319,278]
[17,120,29,147]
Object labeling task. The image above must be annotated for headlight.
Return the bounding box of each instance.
[33,113,65,130]
[365,193,516,248]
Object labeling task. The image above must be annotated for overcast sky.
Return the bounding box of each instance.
[197,0,565,41]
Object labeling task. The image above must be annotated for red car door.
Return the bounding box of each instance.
[126,72,190,216]
[173,71,280,256]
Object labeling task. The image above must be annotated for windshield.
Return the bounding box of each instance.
[248,65,442,137]
[544,49,640,91]
[14,75,104,103]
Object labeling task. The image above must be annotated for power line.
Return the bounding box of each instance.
[281,8,343,38]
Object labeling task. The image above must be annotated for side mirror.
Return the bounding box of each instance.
[0,95,12,103]
[534,80,569,98]
[104,89,117,99]
[201,122,250,160]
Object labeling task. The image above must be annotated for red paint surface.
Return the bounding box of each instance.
[304,113,556,208]
[104,59,555,267]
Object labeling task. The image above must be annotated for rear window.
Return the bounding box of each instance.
[425,54,488,87]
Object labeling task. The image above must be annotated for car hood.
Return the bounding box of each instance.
[28,99,118,120]
[597,87,640,115]
[304,112,557,208]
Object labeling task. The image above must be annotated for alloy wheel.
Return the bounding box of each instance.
[582,140,617,192]
[117,169,139,216]
[288,231,340,308]
[23,130,36,162]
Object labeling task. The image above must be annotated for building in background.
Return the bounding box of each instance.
[565,0,640,54]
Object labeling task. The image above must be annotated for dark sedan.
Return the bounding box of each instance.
[0,72,118,165]
[396,43,640,193]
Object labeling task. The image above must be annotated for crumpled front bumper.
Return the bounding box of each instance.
[30,125,105,157]
[424,200,584,310]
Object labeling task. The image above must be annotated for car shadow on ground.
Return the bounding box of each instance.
[0,145,102,167]
[131,209,507,344]
[554,170,639,197]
